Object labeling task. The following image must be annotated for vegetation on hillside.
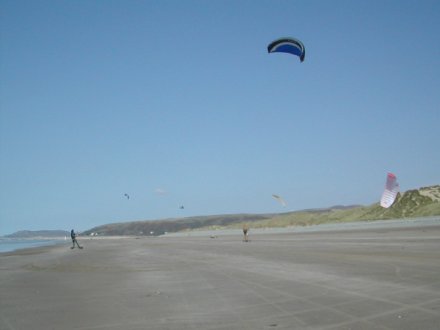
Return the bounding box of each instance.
[83,185,440,236]
[83,214,273,236]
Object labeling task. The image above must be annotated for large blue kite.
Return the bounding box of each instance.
[267,37,305,62]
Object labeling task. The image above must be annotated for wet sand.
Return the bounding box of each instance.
[1,220,440,329]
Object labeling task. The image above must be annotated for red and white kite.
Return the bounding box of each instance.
[380,173,399,208]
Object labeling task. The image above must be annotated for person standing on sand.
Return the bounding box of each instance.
[243,224,249,242]
[70,229,83,249]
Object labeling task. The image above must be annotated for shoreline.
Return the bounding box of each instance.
[0,236,137,255]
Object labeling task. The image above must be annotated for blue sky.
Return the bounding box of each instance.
[1,0,439,235]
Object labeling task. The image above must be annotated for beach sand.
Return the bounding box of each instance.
[1,220,440,329]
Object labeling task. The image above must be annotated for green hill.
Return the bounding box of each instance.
[236,185,440,230]
[83,214,274,236]
[83,185,440,236]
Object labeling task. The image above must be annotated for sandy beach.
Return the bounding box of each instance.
[1,219,440,330]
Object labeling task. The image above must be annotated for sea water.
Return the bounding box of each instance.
[0,238,64,253]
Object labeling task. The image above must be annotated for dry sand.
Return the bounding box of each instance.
[1,219,440,329]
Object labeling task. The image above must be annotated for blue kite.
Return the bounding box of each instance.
[267,37,305,62]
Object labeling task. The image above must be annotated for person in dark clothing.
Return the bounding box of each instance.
[70,229,83,249]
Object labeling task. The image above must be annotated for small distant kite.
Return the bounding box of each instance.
[179,205,185,209]
[272,194,287,207]
[380,173,399,208]
[124,193,130,200]
[267,37,305,62]
[155,188,167,195]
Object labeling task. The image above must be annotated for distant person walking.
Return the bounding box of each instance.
[243,224,249,242]
[70,229,83,249]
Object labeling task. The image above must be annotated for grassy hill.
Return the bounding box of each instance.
[83,185,440,236]
[83,214,274,236]
[241,186,440,230]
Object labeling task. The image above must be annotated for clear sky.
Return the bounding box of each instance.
[1,0,439,235]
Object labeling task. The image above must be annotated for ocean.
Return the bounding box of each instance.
[0,238,65,253]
